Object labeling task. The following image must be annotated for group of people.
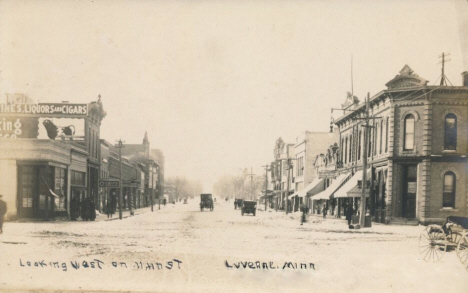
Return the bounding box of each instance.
[299,202,356,227]
[70,196,97,221]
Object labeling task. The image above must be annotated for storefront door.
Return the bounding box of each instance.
[18,166,36,218]
[402,165,417,219]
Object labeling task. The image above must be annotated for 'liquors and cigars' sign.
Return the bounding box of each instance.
[0,103,88,116]
[0,103,87,139]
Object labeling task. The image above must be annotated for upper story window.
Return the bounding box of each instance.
[358,130,362,161]
[403,114,415,150]
[444,113,457,150]
[349,135,353,164]
[344,137,348,164]
[385,117,389,153]
[443,171,456,208]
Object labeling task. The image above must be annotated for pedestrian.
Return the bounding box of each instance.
[88,198,96,221]
[346,204,354,226]
[300,203,307,226]
[163,198,167,206]
[0,194,7,234]
[129,193,134,216]
[323,206,327,219]
[106,197,113,218]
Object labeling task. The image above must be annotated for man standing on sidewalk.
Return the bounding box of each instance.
[0,194,7,234]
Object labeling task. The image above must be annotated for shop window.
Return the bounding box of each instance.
[404,114,415,150]
[444,113,457,150]
[442,171,456,208]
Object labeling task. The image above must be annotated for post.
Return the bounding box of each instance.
[151,169,154,212]
[117,139,124,220]
[262,164,270,211]
[359,93,370,227]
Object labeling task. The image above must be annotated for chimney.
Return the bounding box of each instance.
[462,71,468,87]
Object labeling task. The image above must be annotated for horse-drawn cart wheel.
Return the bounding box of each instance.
[449,230,463,247]
[456,233,468,271]
[419,225,447,262]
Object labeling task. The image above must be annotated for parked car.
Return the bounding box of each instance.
[200,194,214,211]
[234,199,243,209]
[241,200,257,216]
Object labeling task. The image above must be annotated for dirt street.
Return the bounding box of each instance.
[0,199,467,293]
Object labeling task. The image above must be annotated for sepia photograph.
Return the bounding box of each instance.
[0,0,468,292]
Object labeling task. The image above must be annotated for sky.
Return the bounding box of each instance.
[1,0,467,192]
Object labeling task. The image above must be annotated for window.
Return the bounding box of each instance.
[379,121,383,154]
[344,137,348,164]
[404,114,415,150]
[358,130,362,160]
[443,172,456,208]
[349,135,353,163]
[444,113,457,150]
[385,117,389,153]
[71,171,86,186]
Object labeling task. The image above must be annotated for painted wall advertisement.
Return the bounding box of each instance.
[0,116,85,140]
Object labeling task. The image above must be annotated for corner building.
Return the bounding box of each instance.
[334,66,468,224]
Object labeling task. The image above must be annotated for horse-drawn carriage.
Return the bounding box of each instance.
[418,216,468,270]
[200,194,214,211]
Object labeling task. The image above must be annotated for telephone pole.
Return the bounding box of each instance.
[359,95,370,227]
[439,52,451,86]
[246,167,255,200]
[115,139,125,220]
[262,164,271,211]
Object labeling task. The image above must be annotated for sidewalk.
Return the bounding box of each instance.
[96,205,164,222]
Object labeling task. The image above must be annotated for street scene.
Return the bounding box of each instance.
[1,1,468,292]
[0,200,467,293]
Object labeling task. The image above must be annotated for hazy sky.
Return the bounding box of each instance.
[1,0,467,192]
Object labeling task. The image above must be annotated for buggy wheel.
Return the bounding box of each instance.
[456,233,468,271]
[419,225,447,262]
[449,229,463,246]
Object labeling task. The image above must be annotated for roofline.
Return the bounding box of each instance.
[334,85,468,124]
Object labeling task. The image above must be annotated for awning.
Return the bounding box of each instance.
[311,173,350,200]
[304,178,325,197]
[288,178,324,198]
[334,169,371,198]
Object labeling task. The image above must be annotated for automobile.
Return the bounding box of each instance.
[241,200,257,216]
[200,193,214,211]
[234,199,244,209]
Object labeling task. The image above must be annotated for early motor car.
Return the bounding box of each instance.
[241,200,257,216]
[234,199,243,209]
[200,193,214,211]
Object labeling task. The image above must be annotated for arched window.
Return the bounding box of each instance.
[404,114,415,150]
[444,113,457,150]
[443,171,456,208]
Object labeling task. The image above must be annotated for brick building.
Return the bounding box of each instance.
[330,66,468,224]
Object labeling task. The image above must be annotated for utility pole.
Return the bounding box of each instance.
[359,95,370,228]
[283,145,296,215]
[246,167,255,200]
[262,164,271,211]
[439,52,451,86]
[115,139,125,220]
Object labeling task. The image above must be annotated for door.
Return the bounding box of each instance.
[402,165,417,219]
[18,166,36,218]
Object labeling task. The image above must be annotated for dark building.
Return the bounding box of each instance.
[0,95,106,220]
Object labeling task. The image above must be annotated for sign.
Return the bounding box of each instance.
[38,117,85,140]
[0,117,39,138]
[318,170,336,179]
[99,179,120,188]
[0,103,88,116]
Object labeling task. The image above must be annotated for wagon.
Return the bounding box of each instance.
[418,216,468,270]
